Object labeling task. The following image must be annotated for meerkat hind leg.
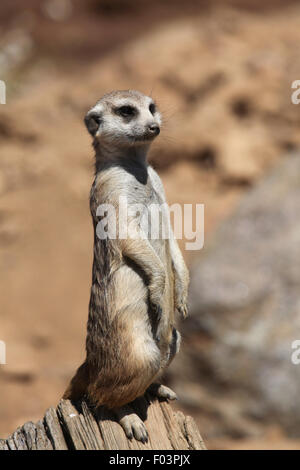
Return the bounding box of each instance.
[147,383,178,401]
[114,404,148,443]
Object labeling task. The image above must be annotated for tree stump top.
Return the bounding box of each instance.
[0,397,206,450]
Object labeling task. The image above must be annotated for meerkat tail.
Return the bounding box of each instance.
[63,361,90,401]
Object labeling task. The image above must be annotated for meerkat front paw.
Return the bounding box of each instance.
[147,383,178,401]
[148,270,165,317]
[115,408,148,443]
[176,299,188,318]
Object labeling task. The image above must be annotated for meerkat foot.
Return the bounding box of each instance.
[114,405,148,443]
[147,383,178,401]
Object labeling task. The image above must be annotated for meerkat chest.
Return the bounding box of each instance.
[127,171,170,254]
[126,171,165,206]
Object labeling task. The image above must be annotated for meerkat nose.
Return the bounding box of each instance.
[148,123,160,136]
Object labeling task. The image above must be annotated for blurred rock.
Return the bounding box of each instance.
[182,153,300,436]
[0,28,33,74]
[42,0,73,22]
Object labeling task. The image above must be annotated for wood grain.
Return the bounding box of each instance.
[1,397,206,450]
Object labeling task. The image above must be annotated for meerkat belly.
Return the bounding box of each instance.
[124,182,175,358]
[112,263,161,369]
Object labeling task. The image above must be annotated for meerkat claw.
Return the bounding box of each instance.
[116,409,148,443]
[133,422,148,443]
[148,383,178,401]
[177,304,188,318]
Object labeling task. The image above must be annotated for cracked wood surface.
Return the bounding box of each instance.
[0,396,206,450]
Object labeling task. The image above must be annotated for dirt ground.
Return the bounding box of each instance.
[1,0,300,449]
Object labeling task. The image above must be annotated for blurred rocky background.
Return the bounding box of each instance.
[1,0,300,449]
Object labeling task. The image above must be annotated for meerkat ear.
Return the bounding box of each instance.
[84,112,102,137]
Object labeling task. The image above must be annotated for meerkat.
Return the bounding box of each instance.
[63,90,189,442]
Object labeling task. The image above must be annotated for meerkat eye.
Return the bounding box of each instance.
[149,103,156,115]
[116,105,136,117]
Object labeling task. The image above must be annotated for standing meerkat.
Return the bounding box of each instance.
[63,90,189,442]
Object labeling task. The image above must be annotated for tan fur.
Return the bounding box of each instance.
[63,90,189,414]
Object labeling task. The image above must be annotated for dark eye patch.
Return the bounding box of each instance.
[116,105,136,117]
[149,103,156,115]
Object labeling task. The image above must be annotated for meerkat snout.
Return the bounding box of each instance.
[148,123,160,136]
[84,90,162,148]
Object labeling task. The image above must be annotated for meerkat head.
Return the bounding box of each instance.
[84,90,161,151]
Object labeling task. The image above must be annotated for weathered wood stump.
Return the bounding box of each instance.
[0,396,206,450]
